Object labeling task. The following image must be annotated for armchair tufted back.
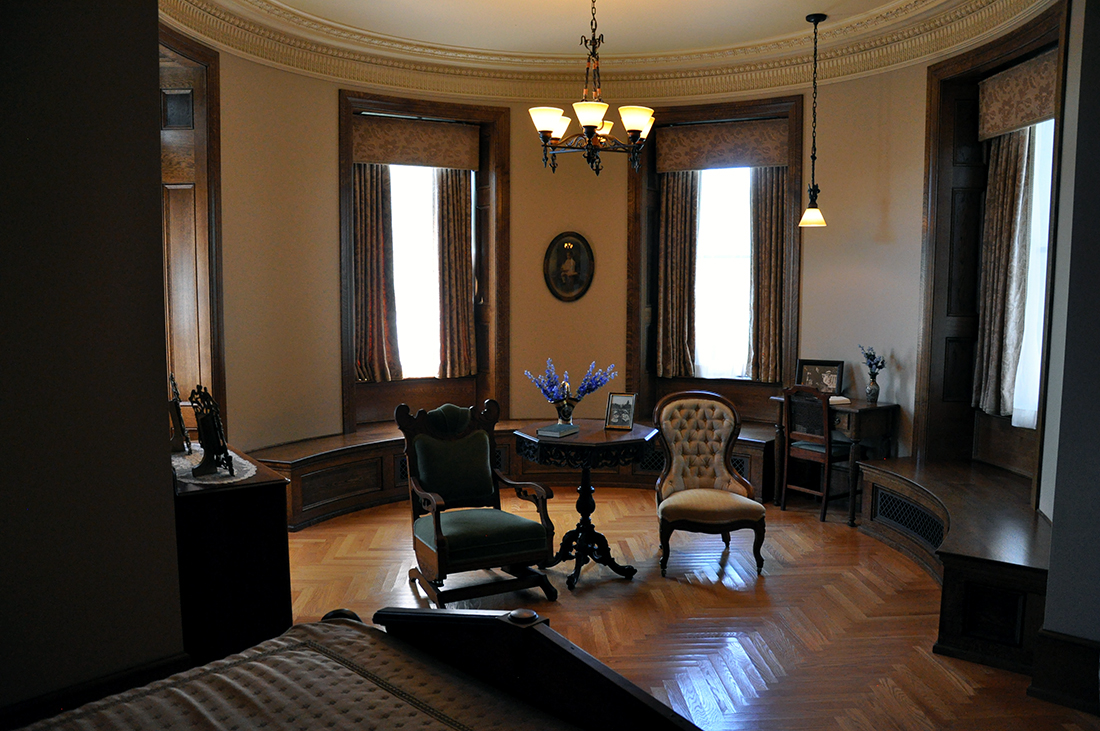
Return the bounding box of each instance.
[654,391,752,502]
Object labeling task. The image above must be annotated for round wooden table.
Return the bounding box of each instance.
[514,419,658,590]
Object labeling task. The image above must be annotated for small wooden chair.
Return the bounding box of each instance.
[780,385,854,521]
[653,391,766,576]
[395,399,557,607]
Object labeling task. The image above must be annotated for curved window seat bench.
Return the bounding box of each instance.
[253,420,775,532]
[858,457,1051,674]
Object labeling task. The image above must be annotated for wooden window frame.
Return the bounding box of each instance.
[338,91,510,432]
[626,96,803,423]
[914,2,1066,498]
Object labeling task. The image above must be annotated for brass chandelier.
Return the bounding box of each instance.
[529,0,654,176]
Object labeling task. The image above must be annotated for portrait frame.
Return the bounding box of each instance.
[543,231,594,302]
[796,359,844,395]
[604,392,637,430]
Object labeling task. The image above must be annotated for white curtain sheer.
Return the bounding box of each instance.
[693,167,753,379]
[1011,118,1055,429]
[390,164,441,378]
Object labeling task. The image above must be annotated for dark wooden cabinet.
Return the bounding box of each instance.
[174,453,292,665]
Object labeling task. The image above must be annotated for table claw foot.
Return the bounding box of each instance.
[566,554,589,591]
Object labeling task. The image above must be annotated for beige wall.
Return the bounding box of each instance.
[218,52,928,454]
[799,64,928,455]
[220,54,344,450]
[508,102,629,421]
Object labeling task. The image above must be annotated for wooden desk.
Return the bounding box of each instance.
[514,420,658,589]
[771,397,899,526]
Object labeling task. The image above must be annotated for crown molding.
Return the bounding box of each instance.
[159,0,1055,101]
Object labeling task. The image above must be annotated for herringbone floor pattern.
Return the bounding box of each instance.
[288,488,1100,731]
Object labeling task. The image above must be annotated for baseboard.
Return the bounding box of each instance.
[1028,629,1100,716]
[0,652,192,730]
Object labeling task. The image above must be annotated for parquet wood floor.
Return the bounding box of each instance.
[288,487,1100,731]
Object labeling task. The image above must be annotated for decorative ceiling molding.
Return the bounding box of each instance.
[159,0,1055,101]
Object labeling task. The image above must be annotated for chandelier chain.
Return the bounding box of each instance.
[581,0,604,102]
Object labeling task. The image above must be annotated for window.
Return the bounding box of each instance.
[694,167,752,379]
[339,92,510,431]
[1012,118,1055,429]
[389,165,475,378]
[636,104,799,406]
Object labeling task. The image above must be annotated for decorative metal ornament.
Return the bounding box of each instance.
[169,373,192,454]
[800,13,828,228]
[528,0,654,176]
[189,385,233,477]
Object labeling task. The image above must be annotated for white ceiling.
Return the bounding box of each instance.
[267,0,892,57]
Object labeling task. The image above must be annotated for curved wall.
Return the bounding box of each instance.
[216,45,925,454]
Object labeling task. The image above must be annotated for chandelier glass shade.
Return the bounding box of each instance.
[799,13,828,228]
[528,0,653,176]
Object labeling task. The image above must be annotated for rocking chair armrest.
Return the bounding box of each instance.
[409,478,446,514]
[496,470,554,502]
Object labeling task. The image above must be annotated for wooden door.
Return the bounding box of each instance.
[159,26,224,422]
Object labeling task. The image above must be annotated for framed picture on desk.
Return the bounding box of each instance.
[797,359,844,395]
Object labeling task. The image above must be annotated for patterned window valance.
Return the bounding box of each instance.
[353,115,479,170]
[656,118,788,172]
[979,48,1057,141]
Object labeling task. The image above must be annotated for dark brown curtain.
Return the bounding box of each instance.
[973,128,1033,415]
[436,169,476,378]
[353,163,402,382]
[656,171,701,378]
[750,166,786,382]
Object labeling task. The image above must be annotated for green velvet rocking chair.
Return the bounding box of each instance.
[395,399,558,608]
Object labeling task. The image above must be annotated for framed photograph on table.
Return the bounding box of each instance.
[797,359,844,395]
[543,231,594,302]
[604,392,637,430]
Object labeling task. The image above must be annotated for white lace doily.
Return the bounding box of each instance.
[172,443,257,484]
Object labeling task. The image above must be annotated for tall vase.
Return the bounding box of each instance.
[865,372,880,405]
[553,397,580,425]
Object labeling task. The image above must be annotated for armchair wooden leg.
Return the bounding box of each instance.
[721,531,731,548]
[659,521,674,577]
[752,519,766,574]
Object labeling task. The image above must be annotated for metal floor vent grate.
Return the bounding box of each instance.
[875,487,945,548]
[637,444,665,473]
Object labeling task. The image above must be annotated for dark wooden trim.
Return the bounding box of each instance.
[158,24,227,433]
[373,607,703,730]
[337,92,510,432]
[1028,628,1100,715]
[913,2,1066,468]
[625,95,802,419]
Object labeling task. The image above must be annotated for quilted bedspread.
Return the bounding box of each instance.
[24,619,583,731]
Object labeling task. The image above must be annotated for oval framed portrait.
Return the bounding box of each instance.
[543,231,594,302]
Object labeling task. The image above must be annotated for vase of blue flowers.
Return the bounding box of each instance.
[525,358,617,425]
[859,345,886,405]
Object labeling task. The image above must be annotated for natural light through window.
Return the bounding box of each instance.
[390,165,441,378]
[1012,118,1055,429]
[694,167,753,379]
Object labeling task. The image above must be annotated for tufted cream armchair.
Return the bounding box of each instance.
[653,391,766,576]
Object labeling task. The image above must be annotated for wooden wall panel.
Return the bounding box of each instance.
[163,184,201,393]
